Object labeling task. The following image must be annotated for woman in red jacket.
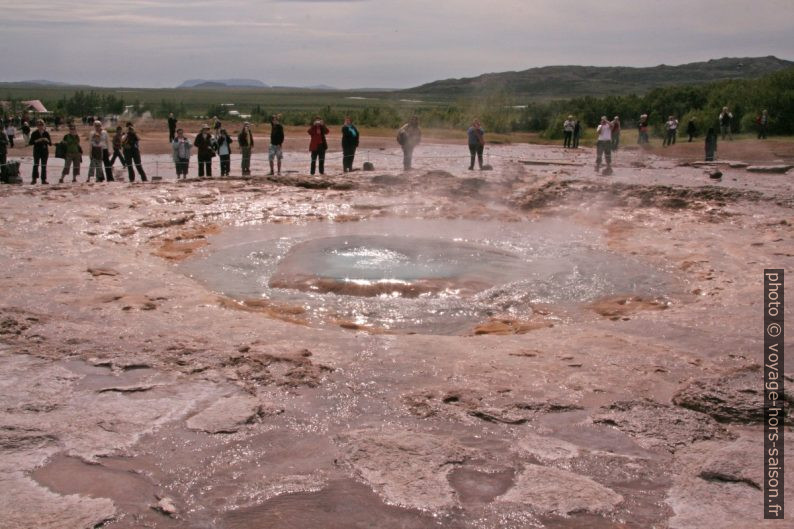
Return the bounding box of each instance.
[307,116,329,175]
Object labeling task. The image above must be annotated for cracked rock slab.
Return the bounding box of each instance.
[497,464,623,515]
[0,472,116,529]
[592,399,731,452]
[336,428,472,510]
[186,395,264,433]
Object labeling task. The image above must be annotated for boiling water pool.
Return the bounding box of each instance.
[181,218,677,334]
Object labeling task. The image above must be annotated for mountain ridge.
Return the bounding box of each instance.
[403,56,794,98]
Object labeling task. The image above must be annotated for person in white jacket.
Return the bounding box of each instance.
[595,115,613,174]
[172,128,192,179]
[91,121,113,181]
[563,115,575,148]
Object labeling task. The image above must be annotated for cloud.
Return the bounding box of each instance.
[2,0,792,88]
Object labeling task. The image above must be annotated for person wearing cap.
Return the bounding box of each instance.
[563,115,575,148]
[122,122,147,182]
[172,128,191,179]
[59,123,82,183]
[92,120,113,181]
[269,114,285,176]
[87,130,105,182]
[595,115,613,174]
[238,122,254,176]
[28,119,52,184]
[194,124,215,177]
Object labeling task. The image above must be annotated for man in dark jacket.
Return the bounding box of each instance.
[194,124,215,177]
[269,114,285,176]
[167,113,178,143]
[122,122,147,182]
[28,119,52,184]
[341,116,359,172]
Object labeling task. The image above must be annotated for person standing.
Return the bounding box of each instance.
[109,125,126,171]
[637,114,649,144]
[238,122,254,176]
[4,121,15,148]
[341,116,360,173]
[663,115,678,146]
[217,128,232,177]
[269,114,284,176]
[122,122,147,182]
[194,124,215,178]
[757,109,769,139]
[167,112,178,143]
[397,116,421,171]
[172,128,191,179]
[572,120,581,148]
[87,131,105,182]
[28,119,52,184]
[595,116,612,174]
[92,121,113,182]
[610,116,621,151]
[467,119,485,170]
[686,118,697,142]
[562,115,575,148]
[21,120,31,145]
[719,107,733,140]
[705,127,718,161]
[307,116,329,175]
[59,124,82,183]
[212,116,222,134]
[0,126,8,184]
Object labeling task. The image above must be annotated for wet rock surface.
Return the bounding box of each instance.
[1,142,792,527]
[497,464,624,515]
[672,365,793,425]
[592,399,732,452]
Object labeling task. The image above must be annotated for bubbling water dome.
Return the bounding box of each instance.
[181,218,677,335]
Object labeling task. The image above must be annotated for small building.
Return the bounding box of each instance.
[0,99,50,114]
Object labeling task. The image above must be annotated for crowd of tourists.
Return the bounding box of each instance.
[561,106,773,170]
[0,105,776,184]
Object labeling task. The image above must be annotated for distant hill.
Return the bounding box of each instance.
[0,80,74,87]
[404,56,794,99]
[178,78,268,89]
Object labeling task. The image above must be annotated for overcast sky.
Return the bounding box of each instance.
[3,0,793,89]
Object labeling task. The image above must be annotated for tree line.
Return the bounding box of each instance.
[27,68,794,135]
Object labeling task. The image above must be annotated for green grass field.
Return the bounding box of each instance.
[0,84,454,118]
